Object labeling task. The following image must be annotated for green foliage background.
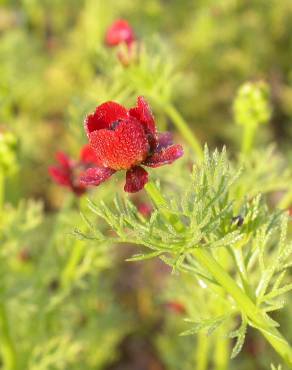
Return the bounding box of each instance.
[2,0,292,369]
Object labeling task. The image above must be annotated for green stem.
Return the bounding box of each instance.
[241,123,257,155]
[228,247,255,302]
[144,181,184,232]
[145,180,292,368]
[193,248,292,368]
[213,327,229,370]
[34,194,75,335]
[196,332,209,370]
[0,303,17,370]
[152,97,203,160]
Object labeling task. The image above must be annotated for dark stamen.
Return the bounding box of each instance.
[231,215,244,227]
[110,120,121,130]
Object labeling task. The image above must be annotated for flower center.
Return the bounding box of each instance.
[109,120,122,130]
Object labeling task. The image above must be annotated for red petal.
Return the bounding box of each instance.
[137,202,153,217]
[89,118,149,170]
[80,167,115,186]
[48,166,71,186]
[84,101,128,137]
[79,144,99,164]
[157,132,173,151]
[55,152,72,169]
[143,144,184,168]
[124,166,148,193]
[105,19,135,47]
[129,96,156,137]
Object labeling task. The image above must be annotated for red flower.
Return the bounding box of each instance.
[138,202,153,217]
[105,19,135,48]
[48,144,108,196]
[81,96,184,193]
[165,301,186,315]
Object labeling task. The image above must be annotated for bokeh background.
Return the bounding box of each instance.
[2,0,292,369]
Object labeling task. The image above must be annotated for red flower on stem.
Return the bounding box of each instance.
[49,144,100,196]
[105,19,135,48]
[81,96,184,193]
[105,19,138,66]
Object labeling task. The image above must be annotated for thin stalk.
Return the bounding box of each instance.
[241,123,257,155]
[145,180,292,368]
[0,304,17,370]
[213,251,230,370]
[196,332,209,370]
[213,327,229,370]
[34,194,75,334]
[144,181,184,232]
[228,247,255,302]
[151,96,203,160]
[193,248,292,368]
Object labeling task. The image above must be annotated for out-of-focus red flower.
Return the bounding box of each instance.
[138,202,153,217]
[165,301,186,315]
[105,19,138,66]
[18,248,31,263]
[105,19,135,48]
[49,144,103,196]
[81,96,183,193]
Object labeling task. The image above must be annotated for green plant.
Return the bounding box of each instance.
[79,147,292,368]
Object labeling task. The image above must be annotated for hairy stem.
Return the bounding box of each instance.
[193,248,292,368]
[196,332,209,370]
[144,181,184,232]
[228,247,255,302]
[213,327,229,370]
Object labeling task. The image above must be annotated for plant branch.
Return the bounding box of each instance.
[241,123,257,155]
[151,95,204,160]
[145,179,292,368]
[193,248,292,368]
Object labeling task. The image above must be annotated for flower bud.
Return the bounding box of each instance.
[233,81,271,127]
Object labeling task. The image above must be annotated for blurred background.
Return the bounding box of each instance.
[1,0,292,369]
